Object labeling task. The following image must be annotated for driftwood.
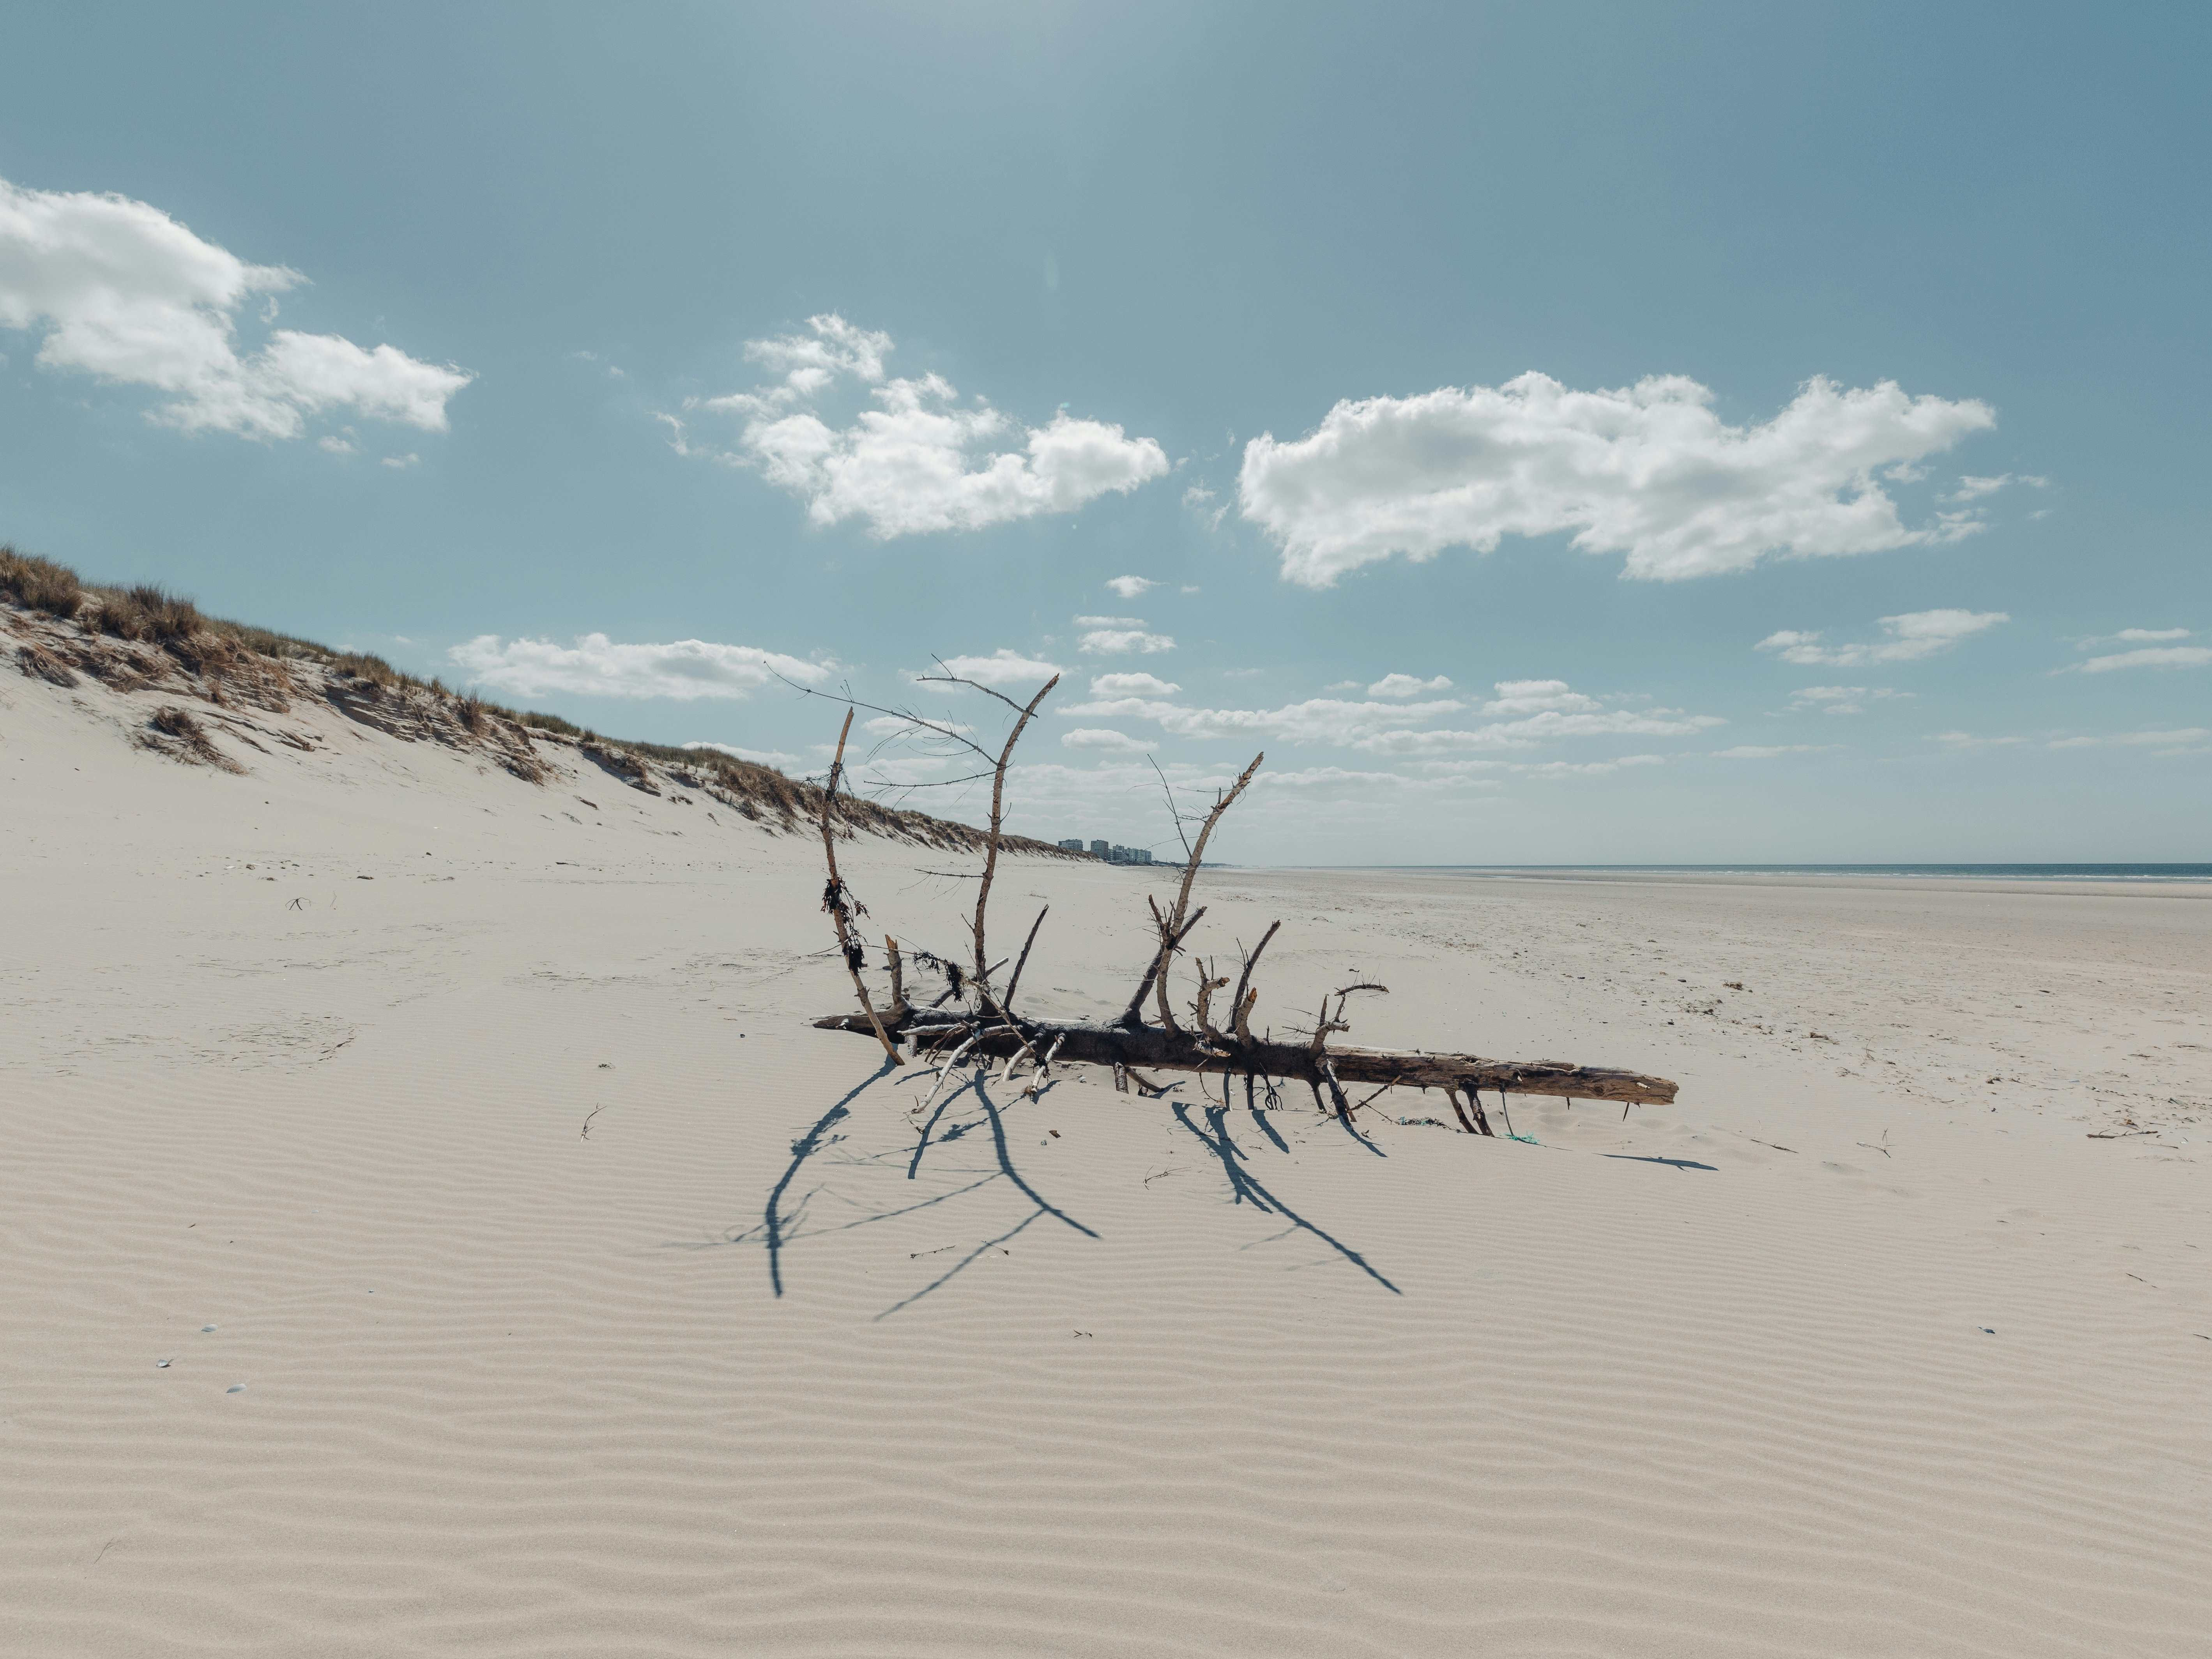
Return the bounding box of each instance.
[811,1012,1677,1108]
[797,670,1678,1133]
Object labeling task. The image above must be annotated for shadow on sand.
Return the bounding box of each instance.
[718,1059,1401,1316]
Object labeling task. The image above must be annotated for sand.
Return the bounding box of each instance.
[4,650,2210,1657]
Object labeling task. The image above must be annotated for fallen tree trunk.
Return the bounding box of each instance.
[811,1012,1678,1106]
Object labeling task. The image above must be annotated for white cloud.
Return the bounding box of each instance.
[1072,614,1145,626]
[380,452,419,469]
[2047,729,2209,750]
[682,740,803,768]
[448,634,829,701]
[318,435,354,455]
[1062,728,1157,753]
[1060,678,1720,753]
[1524,754,1666,777]
[861,714,972,738]
[933,649,1066,687]
[1237,371,1996,586]
[1476,678,1601,715]
[1368,672,1454,698]
[675,313,1167,536]
[1105,575,1158,598]
[2072,646,2212,674]
[1786,685,1911,715]
[1079,628,1176,655]
[1945,472,2046,502]
[1927,731,2026,748]
[0,175,470,440]
[1758,608,2008,667]
[1088,672,1181,696]
[1354,708,1722,756]
[1712,744,1827,759]
[2074,627,2191,647]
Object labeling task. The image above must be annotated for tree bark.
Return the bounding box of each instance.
[811,1012,1677,1106]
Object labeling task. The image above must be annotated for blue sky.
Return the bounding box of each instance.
[2,1,2205,863]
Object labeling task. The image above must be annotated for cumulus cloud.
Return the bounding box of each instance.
[2070,645,2212,674]
[1105,575,1158,598]
[1089,672,1181,696]
[1786,685,1912,715]
[934,649,1065,687]
[0,175,470,441]
[1757,609,2008,667]
[1367,673,1453,698]
[1475,679,1600,715]
[449,634,829,701]
[1062,728,1157,753]
[672,313,1167,536]
[1079,627,1176,655]
[1237,371,1996,586]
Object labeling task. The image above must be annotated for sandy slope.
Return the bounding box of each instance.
[3,653,2210,1657]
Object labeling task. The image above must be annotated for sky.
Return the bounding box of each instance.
[2,0,2206,864]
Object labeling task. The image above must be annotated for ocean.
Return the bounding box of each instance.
[1403,864,2212,883]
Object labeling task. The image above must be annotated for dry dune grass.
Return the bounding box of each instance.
[4,544,1081,858]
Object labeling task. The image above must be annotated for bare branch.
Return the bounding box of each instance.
[1228,920,1282,1045]
[1003,905,1049,1012]
[960,674,1060,996]
[817,708,901,1065]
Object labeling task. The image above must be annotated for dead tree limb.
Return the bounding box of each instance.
[811,1012,1677,1106]
[818,709,901,1065]
[798,674,1679,1130]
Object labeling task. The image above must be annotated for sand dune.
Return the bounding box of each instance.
[4,620,2210,1656]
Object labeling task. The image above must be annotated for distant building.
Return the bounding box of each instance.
[1064,838,1155,865]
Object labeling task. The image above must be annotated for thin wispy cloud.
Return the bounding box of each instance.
[1786,685,1912,715]
[2072,627,2191,647]
[2046,728,2208,750]
[0,174,471,442]
[1237,372,1997,587]
[1943,472,2047,502]
[667,313,1168,537]
[2060,629,2210,674]
[450,634,829,700]
[682,740,803,767]
[1060,679,1721,753]
[1757,608,2008,667]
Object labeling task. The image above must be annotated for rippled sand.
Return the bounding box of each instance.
[4,670,2208,1657]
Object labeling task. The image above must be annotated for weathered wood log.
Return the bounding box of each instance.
[810,1012,1678,1106]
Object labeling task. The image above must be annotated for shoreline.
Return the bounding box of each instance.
[1294,866,2212,900]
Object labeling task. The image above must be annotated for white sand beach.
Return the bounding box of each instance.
[5,625,2210,1658]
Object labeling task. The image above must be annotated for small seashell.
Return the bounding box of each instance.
[156,1360,171,1368]
[226,1385,245,1394]
[202,1325,217,1332]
